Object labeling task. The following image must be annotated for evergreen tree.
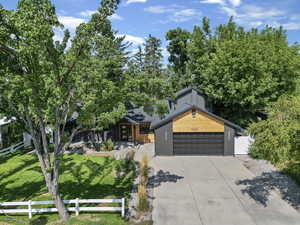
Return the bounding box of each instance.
[143,34,163,77]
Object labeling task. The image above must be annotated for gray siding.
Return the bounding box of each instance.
[154,121,173,156]
[175,91,206,110]
[224,125,234,156]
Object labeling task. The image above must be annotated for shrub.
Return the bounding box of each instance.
[140,155,149,186]
[137,184,150,212]
[102,139,115,151]
[115,151,136,177]
[126,150,136,161]
[249,96,300,165]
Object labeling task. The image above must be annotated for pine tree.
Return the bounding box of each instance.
[143,34,163,77]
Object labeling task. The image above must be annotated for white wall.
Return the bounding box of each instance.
[234,136,254,155]
[23,133,32,147]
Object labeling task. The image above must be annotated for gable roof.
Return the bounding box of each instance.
[175,87,207,99]
[125,107,156,123]
[150,104,244,133]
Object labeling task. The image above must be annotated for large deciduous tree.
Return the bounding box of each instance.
[0,0,127,221]
[187,17,300,126]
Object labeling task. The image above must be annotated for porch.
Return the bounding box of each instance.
[112,121,154,144]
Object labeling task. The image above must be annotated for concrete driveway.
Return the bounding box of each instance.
[151,156,300,225]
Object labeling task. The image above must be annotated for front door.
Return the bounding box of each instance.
[120,124,133,142]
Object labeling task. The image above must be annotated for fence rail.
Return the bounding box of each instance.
[0,142,24,157]
[0,198,125,219]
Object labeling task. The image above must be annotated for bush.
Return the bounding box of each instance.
[115,151,136,177]
[140,155,149,186]
[126,150,136,161]
[102,139,115,151]
[137,184,150,212]
[249,96,300,165]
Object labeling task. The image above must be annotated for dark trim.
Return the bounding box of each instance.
[154,121,173,156]
[123,116,139,124]
[224,125,234,156]
[150,104,244,132]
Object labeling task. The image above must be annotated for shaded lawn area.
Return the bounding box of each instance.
[0,152,135,225]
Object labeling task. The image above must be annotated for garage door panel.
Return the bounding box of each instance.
[173,132,224,155]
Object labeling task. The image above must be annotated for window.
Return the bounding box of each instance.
[139,124,151,134]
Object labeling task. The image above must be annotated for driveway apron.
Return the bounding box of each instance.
[151,156,300,225]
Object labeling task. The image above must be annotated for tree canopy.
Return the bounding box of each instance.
[166,17,300,126]
[0,0,173,220]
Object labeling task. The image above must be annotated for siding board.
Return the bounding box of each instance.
[173,110,224,133]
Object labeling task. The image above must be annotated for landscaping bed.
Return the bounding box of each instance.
[0,153,135,224]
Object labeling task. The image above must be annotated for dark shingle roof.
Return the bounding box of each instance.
[150,104,244,132]
[125,107,155,123]
[175,87,206,99]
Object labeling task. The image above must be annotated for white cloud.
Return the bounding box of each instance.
[109,14,123,21]
[220,4,287,29]
[282,22,300,30]
[79,10,97,17]
[145,5,201,23]
[200,0,225,5]
[241,5,284,20]
[221,6,237,16]
[172,9,201,22]
[117,34,145,47]
[58,16,85,31]
[144,6,174,14]
[249,21,263,27]
[228,0,241,7]
[126,0,147,5]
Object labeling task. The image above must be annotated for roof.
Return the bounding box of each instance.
[150,104,244,132]
[175,87,206,99]
[125,107,155,123]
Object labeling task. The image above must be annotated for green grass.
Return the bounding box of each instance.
[0,152,135,225]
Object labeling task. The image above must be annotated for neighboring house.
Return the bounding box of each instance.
[0,117,31,149]
[109,87,248,156]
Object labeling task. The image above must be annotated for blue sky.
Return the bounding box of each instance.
[1,0,300,63]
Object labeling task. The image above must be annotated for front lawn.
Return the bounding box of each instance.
[0,152,135,225]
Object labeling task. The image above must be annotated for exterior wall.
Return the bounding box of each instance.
[224,125,234,156]
[154,121,173,156]
[134,123,154,143]
[234,136,253,155]
[191,89,206,109]
[175,91,206,110]
[172,110,224,133]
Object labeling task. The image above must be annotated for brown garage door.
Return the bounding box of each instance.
[173,132,224,155]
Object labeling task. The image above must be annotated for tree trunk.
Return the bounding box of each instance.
[50,184,69,221]
[32,138,70,221]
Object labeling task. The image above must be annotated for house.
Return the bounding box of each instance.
[111,87,246,156]
[0,117,31,149]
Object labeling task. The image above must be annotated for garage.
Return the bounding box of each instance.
[173,132,224,155]
[151,104,243,156]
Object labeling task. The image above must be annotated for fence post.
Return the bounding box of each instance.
[75,198,79,216]
[28,200,32,219]
[121,198,125,218]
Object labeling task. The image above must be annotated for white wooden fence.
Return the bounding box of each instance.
[0,142,24,157]
[0,198,125,219]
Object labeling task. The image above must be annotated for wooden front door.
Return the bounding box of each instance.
[120,124,133,142]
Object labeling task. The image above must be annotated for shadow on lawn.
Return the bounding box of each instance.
[0,154,45,202]
[0,155,134,203]
[236,170,300,209]
[59,157,134,199]
[29,216,48,225]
